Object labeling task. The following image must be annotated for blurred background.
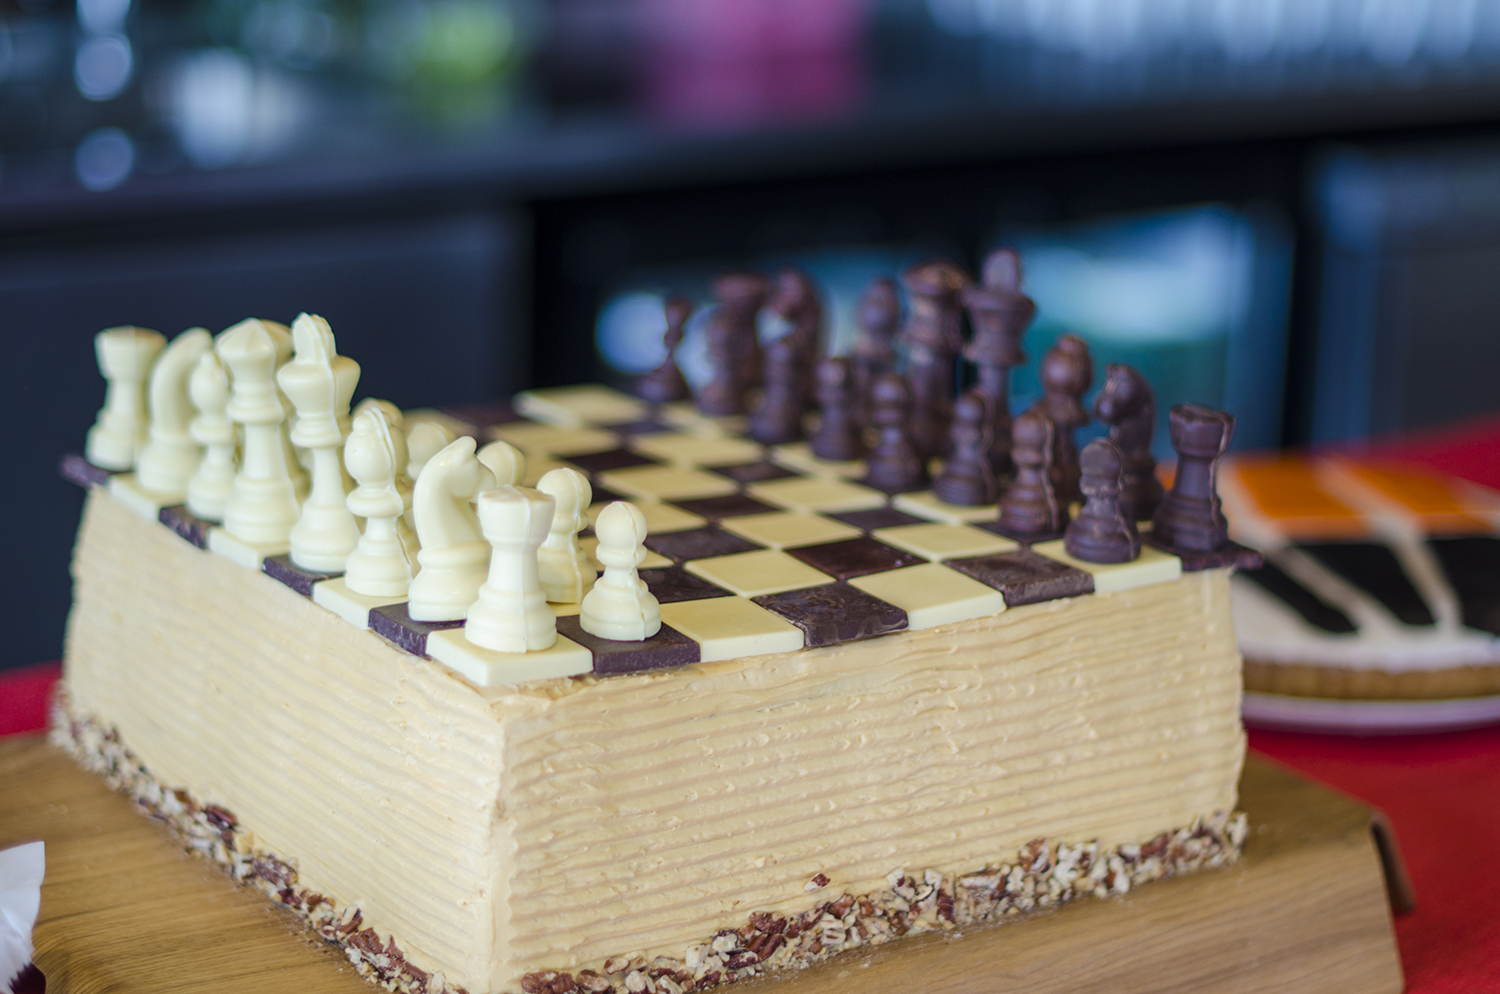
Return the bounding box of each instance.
[8,0,1500,668]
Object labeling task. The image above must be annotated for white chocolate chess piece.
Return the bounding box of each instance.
[279,314,362,572]
[477,439,527,487]
[356,399,413,517]
[260,319,310,501]
[580,501,661,641]
[536,467,595,605]
[86,326,165,470]
[186,351,236,521]
[408,436,497,621]
[405,421,454,482]
[343,407,417,596]
[465,485,558,653]
[217,319,302,544]
[134,328,213,499]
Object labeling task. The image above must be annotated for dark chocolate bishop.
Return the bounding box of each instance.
[962,248,1033,480]
[1028,334,1093,506]
[809,356,866,462]
[1093,363,1164,522]
[932,388,998,507]
[636,296,693,404]
[996,409,1066,541]
[1151,403,1234,554]
[850,277,900,429]
[748,336,805,446]
[767,268,823,407]
[862,373,928,494]
[696,272,769,416]
[899,260,972,462]
[1064,438,1141,564]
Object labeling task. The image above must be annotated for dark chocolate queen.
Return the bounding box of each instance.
[899,260,971,462]
[962,248,1033,479]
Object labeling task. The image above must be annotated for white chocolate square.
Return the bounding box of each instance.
[522,458,568,488]
[310,578,405,628]
[658,597,804,661]
[489,422,620,457]
[719,511,862,550]
[748,477,886,513]
[580,534,671,570]
[1030,539,1182,594]
[597,466,738,501]
[427,629,593,687]
[892,489,1001,525]
[849,564,1005,629]
[657,403,747,437]
[514,385,647,427]
[872,522,1019,562]
[768,442,866,479]
[107,474,171,522]
[401,408,474,439]
[207,528,289,570]
[629,432,764,467]
[589,500,705,534]
[685,549,832,597]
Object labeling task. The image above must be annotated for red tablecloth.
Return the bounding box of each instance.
[8,413,1500,992]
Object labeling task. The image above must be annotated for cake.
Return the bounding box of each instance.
[52,317,1249,994]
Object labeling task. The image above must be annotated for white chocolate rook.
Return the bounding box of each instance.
[465,486,558,653]
[86,326,165,470]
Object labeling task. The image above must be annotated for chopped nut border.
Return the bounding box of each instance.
[52,697,1247,994]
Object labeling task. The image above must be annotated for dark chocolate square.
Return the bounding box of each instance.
[563,447,660,476]
[753,582,908,648]
[439,400,522,432]
[59,453,114,489]
[602,417,673,437]
[976,519,1066,543]
[639,567,735,604]
[786,537,923,581]
[670,494,780,522]
[1143,536,1262,573]
[709,461,803,485]
[370,602,464,657]
[944,550,1094,607]
[828,507,927,533]
[262,555,341,596]
[589,485,629,507]
[555,616,701,675]
[159,504,214,550]
[645,526,764,564]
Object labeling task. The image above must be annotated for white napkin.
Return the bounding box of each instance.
[0,842,44,993]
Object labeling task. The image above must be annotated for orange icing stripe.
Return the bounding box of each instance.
[1340,460,1499,534]
[1229,455,1369,538]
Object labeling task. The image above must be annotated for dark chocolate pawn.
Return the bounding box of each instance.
[900,260,972,462]
[748,336,805,445]
[851,278,900,429]
[636,296,693,404]
[809,357,865,462]
[1151,404,1234,554]
[862,373,928,494]
[932,389,997,507]
[768,268,823,408]
[962,248,1033,479]
[698,272,769,416]
[1064,439,1140,564]
[996,409,1067,541]
[1028,334,1093,506]
[1093,363,1164,522]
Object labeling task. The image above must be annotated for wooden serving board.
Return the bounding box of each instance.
[1,736,1406,994]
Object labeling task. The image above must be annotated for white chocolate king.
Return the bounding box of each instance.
[536,467,595,606]
[581,501,661,641]
[134,328,213,499]
[465,486,558,653]
[85,326,165,470]
[408,436,496,621]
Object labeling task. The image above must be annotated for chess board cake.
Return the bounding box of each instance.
[53,282,1250,994]
[1223,452,1500,702]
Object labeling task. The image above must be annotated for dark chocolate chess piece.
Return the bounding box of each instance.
[1064,438,1140,564]
[1027,334,1093,506]
[697,272,769,416]
[749,336,805,445]
[962,248,1033,480]
[851,277,900,429]
[809,356,865,462]
[1093,363,1164,522]
[768,268,823,407]
[996,409,1066,541]
[636,296,693,404]
[933,388,997,507]
[899,260,972,462]
[862,372,928,494]
[1150,403,1234,554]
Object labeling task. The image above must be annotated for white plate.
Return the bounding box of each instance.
[1243,691,1500,735]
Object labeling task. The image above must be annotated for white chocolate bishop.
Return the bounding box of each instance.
[581,501,661,641]
[465,485,558,653]
[343,408,417,597]
[134,328,213,499]
[185,352,236,521]
[278,314,362,572]
[217,319,301,545]
[536,467,595,605]
[408,436,496,621]
[86,326,165,470]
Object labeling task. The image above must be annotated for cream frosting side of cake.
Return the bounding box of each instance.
[63,489,1245,993]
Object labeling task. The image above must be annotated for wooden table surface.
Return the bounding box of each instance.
[1,736,1406,994]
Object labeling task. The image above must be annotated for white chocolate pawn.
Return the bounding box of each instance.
[134,327,213,498]
[186,352,236,521]
[536,467,595,605]
[477,439,527,486]
[405,421,455,482]
[408,436,497,621]
[464,486,558,653]
[580,502,661,642]
[86,326,166,470]
[356,399,413,517]
[343,408,417,596]
[279,314,362,572]
[217,318,301,544]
